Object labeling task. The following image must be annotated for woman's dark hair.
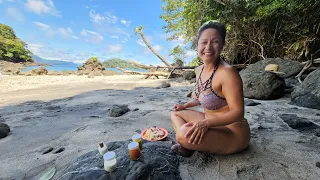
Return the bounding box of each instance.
[197,20,226,45]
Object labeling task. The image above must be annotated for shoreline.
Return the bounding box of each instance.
[0,75,190,107]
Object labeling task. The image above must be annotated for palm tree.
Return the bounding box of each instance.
[134,26,172,67]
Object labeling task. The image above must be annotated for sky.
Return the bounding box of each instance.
[0,0,197,65]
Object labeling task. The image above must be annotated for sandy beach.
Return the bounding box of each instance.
[0,75,320,180]
[0,75,187,106]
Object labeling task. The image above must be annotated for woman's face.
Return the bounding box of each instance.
[197,28,224,63]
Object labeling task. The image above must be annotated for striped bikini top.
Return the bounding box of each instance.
[193,60,228,110]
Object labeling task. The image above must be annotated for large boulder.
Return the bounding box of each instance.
[0,123,10,138]
[108,105,130,117]
[243,58,303,78]
[240,71,285,100]
[2,67,20,75]
[291,69,320,110]
[77,58,105,75]
[183,71,196,81]
[58,139,180,180]
[31,67,48,75]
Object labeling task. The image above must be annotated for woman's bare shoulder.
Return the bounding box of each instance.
[219,61,242,84]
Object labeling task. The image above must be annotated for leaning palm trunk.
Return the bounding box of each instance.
[134,26,172,67]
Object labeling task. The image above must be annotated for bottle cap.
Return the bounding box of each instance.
[103,151,116,161]
[132,134,141,141]
[128,142,139,150]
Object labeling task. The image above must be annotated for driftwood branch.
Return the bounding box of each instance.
[250,40,265,60]
[300,58,320,65]
[129,60,247,71]
[116,67,169,79]
[296,59,314,83]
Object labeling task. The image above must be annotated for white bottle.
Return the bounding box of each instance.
[103,151,117,172]
[98,142,108,155]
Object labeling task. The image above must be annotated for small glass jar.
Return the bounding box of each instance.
[98,142,108,155]
[132,134,142,149]
[128,142,141,160]
[103,151,117,172]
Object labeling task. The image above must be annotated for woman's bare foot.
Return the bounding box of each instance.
[171,143,194,157]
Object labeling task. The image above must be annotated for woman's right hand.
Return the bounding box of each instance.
[173,104,186,111]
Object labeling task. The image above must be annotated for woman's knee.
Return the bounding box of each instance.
[170,110,182,120]
[175,124,189,145]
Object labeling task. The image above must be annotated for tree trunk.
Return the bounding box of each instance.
[136,28,172,67]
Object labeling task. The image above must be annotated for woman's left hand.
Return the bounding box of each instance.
[184,119,209,144]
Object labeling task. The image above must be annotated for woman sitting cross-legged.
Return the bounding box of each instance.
[171,20,250,157]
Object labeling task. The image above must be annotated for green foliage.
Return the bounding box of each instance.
[0,24,32,62]
[188,56,202,66]
[169,45,186,66]
[161,0,320,63]
[88,56,98,63]
[102,58,137,68]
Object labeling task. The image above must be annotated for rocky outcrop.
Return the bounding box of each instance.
[58,139,180,180]
[291,69,320,110]
[242,58,303,78]
[77,59,105,75]
[240,58,305,99]
[0,61,23,75]
[240,71,285,100]
[108,105,130,117]
[31,67,48,75]
[0,123,10,138]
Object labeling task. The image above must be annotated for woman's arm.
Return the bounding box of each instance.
[183,94,201,109]
[182,65,203,109]
[206,66,245,127]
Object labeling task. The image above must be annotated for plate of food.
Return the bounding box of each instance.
[141,126,168,141]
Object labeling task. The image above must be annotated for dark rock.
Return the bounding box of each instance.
[183,71,196,80]
[186,91,192,98]
[46,106,61,111]
[280,114,320,134]
[291,70,320,110]
[42,147,54,154]
[245,99,261,106]
[284,77,300,89]
[240,71,285,100]
[134,101,145,104]
[284,87,294,94]
[0,123,10,138]
[53,147,65,154]
[240,58,303,78]
[133,108,139,111]
[157,82,171,89]
[189,78,196,84]
[58,139,180,180]
[316,162,320,168]
[108,105,130,117]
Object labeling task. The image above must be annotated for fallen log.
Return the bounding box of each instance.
[301,58,320,65]
[129,60,247,71]
[116,67,170,79]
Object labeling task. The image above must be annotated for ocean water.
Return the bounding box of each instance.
[21,64,148,73]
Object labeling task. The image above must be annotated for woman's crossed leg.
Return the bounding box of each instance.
[170,109,237,156]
